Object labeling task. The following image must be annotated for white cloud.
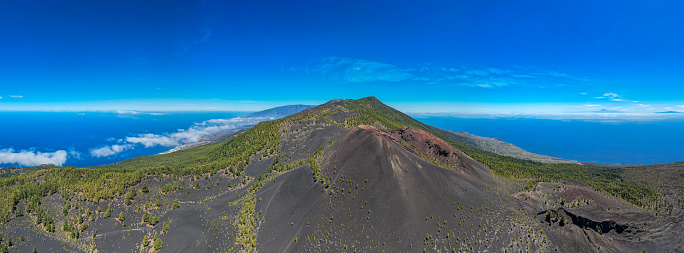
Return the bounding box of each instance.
[584,104,601,107]
[0,96,3,99]
[579,92,588,95]
[96,107,304,155]
[0,148,67,167]
[594,92,636,102]
[114,110,141,115]
[301,57,585,88]
[603,92,620,98]
[89,144,133,158]
[678,105,684,108]
[126,134,177,148]
[125,116,272,148]
[9,95,23,99]
[68,148,82,160]
[306,57,421,83]
[465,69,490,77]
[113,110,166,116]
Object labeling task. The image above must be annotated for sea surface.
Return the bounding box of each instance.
[0,111,249,167]
[413,116,684,165]
[1,112,683,168]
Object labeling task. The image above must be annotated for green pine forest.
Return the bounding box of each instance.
[0,96,676,229]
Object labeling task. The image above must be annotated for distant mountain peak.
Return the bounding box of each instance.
[246,104,313,118]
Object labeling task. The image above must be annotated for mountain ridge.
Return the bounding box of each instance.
[0,96,681,252]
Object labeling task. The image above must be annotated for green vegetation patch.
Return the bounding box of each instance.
[339,97,659,209]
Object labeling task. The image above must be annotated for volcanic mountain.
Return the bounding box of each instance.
[0,97,682,252]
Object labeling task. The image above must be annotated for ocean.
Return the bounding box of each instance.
[0,111,249,167]
[413,116,684,165]
[1,112,682,167]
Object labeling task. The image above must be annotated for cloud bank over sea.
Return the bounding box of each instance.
[0,148,68,167]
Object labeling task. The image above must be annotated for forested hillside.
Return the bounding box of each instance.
[0,97,679,252]
[330,97,664,210]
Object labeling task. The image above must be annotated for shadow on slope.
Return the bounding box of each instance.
[257,126,537,252]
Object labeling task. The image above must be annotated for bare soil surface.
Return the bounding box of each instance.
[258,126,550,252]
[517,181,684,252]
[4,104,683,252]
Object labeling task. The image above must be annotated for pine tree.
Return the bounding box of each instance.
[153,232,163,251]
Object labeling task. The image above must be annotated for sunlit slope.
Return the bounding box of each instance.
[327,97,659,209]
[0,97,681,252]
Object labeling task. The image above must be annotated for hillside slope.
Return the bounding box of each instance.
[257,125,531,252]
[0,97,681,252]
[436,127,577,164]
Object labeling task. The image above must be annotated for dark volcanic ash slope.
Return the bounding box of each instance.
[384,126,491,178]
[257,125,547,253]
[5,97,682,253]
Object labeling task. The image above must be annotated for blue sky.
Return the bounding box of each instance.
[2,0,684,117]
